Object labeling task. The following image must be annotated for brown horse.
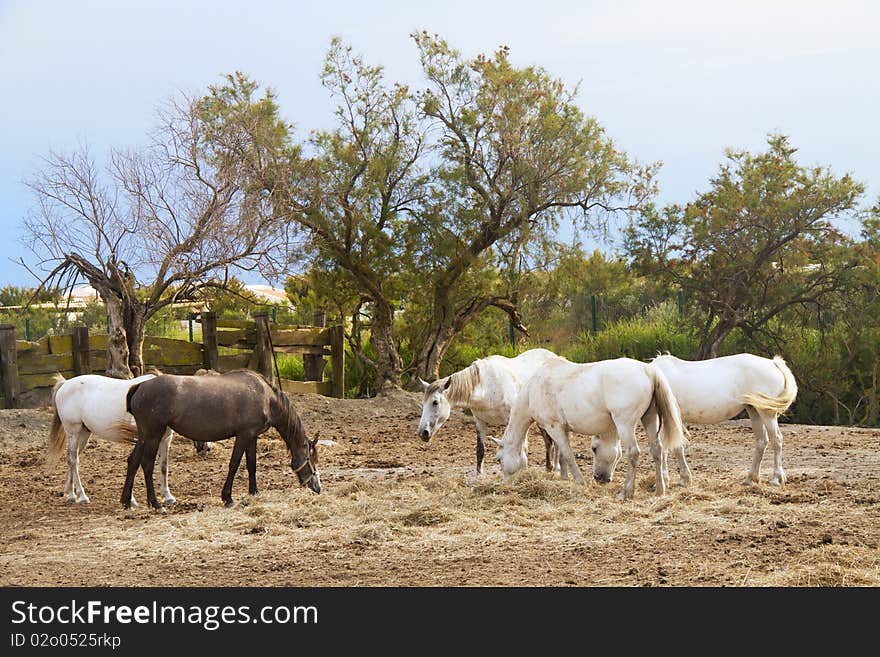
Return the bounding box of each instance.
[117,369,320,509]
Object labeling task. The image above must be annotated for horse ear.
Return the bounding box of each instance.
[443,378,452,391]
[309,438,318,448]
[418,378,430,391]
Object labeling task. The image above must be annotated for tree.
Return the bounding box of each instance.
[409,32,656,380]
[22,74,295,376]
[283,38,429,391]
[626,134,864,359]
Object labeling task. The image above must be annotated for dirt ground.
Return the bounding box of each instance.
[1,390,878,587]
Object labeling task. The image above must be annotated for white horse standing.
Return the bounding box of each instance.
[493,356,688,499]
[48,374,175,505]
[646,353,798,487]
[418,348,560,474]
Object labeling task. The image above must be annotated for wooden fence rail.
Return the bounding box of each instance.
[0,317,344,408]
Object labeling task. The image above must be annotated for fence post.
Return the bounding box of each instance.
[330,324,344,399]
[253,313,274,386]
[677,290,684,318]
[0,324,19,408]
[188,313,194,342]
[590,295,598,335]
[201,311,219,371]
[71,326,91,375]
[25,318,30,341]
[303,310,326,383]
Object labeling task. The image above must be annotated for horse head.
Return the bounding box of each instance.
[291,437,321,494]
[417,377,452,442]
[590,434,620,484]
[491,435,527,482]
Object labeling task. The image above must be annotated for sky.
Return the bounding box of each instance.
[1,0,878,287]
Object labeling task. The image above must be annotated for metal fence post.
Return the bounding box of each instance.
[590,295,598,334]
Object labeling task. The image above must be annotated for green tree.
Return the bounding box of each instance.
[626,134,864,359]
[285,38,428,391]
[409,32,656,380]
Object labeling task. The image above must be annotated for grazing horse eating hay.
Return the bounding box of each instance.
[493,356,688,500]
[48,373,176,506]
[418,348,560,475]
[117,369,320,509]
[646,353,798,487]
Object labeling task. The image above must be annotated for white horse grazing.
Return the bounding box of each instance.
[493,357,688,499]
[48,374,175,505]
[418,348,560,475]
[646,353,798,487]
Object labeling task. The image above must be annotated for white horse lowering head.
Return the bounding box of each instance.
[491,435,527,482]
[591,434,621,484]
[417,377,453,442]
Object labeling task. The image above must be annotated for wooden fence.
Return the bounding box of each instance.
[0,312,344,408]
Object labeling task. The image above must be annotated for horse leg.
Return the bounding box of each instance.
[539,427,556,473]
[245,438,258,496]
[765,414,786,486]
[617,422,641,500]
[643,409,667,496]
[139,436,163,510]
[68,427,91,504]
[672,445,692,487]
[61,426,78,502]
[157,429,176,506]
[745,406,768,484]
[221,435,249,507]
[547,425,585,485]
[121,441,145,509]
[474,417,488,476]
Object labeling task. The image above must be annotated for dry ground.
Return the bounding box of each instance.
[1,391,878,587]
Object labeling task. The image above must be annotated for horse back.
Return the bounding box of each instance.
[128,371,272,442]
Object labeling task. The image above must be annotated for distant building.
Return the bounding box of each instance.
[244,285,292,306]
[63,283,291,308]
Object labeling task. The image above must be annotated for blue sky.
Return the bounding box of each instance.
[1,0,878,287]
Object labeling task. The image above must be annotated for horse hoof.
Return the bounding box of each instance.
[164,496,177,506]
[223,499,234,508]
[75,497,90,504]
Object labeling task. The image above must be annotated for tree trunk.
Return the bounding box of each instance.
[123,303,149,377]
[413,322,455,383]
[695,318,735,360]
[102,295,132,379]
[370,298,402,392]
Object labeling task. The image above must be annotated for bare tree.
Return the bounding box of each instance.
[22,75,297,376]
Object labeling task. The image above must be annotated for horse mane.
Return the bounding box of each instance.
[428,361,481,406]
[273,388,311,461]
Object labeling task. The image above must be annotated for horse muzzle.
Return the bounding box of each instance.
[594,473,612,484]
[419,428,431,442]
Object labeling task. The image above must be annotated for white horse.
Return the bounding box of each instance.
[493,356,688,499]
[418,348,560,475]
[644,353,798,487]
[48,373,175,505]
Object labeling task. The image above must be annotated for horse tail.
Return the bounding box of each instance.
[646,363,688,451]
[109,422,140,444]
[47,374,67,463]
[125,382,142,415]
[99,382,144,445]
[740,356,798,415]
